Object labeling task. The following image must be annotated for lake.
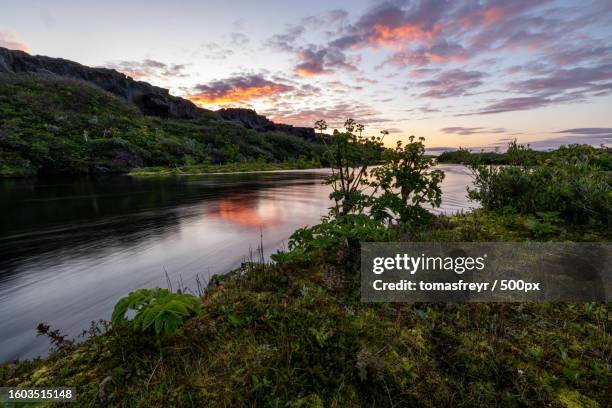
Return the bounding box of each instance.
[0,164,477,362]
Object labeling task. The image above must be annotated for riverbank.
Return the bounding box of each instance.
[128,161,324,176]
[1,209,609,407]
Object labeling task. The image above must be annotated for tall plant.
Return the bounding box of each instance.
[370,135,445,229]
[319,119,384,217]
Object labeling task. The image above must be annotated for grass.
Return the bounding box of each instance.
[129,160,324,177]
[1,210,609,407]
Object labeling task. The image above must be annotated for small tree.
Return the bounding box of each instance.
[314,119,327,136]
[371,136,444,230]
[319,119,384,217]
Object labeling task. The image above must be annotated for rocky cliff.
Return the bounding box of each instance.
[217,108,315,140]
[0,47,316,140]
[0,47,204,119]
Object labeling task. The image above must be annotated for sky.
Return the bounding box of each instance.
[1,0,611,151]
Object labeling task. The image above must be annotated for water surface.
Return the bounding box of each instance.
[0,164,476,361]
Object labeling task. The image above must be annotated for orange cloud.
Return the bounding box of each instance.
[0,30,29,52]
[482,6,509,23]
[190,84,288,104]
[188,74,293,105]
[368,23,441,46]
[294,66,332,77]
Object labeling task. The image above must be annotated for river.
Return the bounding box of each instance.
[0,164,477,362]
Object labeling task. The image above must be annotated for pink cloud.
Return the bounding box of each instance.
[0,30,29,51]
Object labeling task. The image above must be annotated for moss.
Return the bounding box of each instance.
[556,389,600,408]
[1,211,610,406]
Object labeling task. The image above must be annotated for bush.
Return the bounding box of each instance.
[468,143,610,224]
[272,214,393,266]
[370,136,444,231]
[112,288,202,336]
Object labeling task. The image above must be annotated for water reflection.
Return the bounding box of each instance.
[0,165,476,362]
[210,196,281,228]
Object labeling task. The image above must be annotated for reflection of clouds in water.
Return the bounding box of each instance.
[209,196,281,228]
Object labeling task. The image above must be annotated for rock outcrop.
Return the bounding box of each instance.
[0,47,204,119]
[0,47,316,140]
[217,108,316,140]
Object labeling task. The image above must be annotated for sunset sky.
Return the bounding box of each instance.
[1,0,611,151]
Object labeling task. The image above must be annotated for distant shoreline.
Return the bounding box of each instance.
[128,161,325,177]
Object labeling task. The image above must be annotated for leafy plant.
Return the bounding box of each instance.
[319,119,384,217]
[111,288,202,336]
[468,141,610,224]
[370,135,444,230]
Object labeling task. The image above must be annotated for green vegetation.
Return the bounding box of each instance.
[111,289,202,336]
[435,142,611,166]
[0,74,326,178]
[129,159,322,176]
[436,147,513,164]
[1,123,610,407]
[468,142,610,225]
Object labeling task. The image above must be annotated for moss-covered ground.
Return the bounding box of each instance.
[1,210,609,407]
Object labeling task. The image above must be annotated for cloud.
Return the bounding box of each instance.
[266,25,305,52]
[328,9,349,23]
[294,45,357,77]
[508,63,612,96]
[105,59,188,80]
[385,127,404,134]
[229,33,249,47]
[418,106,440,113]
[263,102,389,128]
[556,128,612,135]
[187,74,294,105]
[356,76,378,84]
[459,63,612,115]
[418,69,486,98]
[195,42,235,60]
[0,30,29,51]
[466,96,552,115]
[384,40,469,67]
[441,127,507,135]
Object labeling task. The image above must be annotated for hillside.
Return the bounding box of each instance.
[0,48,324,177]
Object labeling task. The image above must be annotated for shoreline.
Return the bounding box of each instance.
[128,161,325,177]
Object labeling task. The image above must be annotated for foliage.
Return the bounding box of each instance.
[468,142,610,224]
[437,142,542,165]
[0,73,326,177]
[130,159,321,176]
[321,119,384,216]
[273,214,393,260]
[111,288,202,336]
[370,136,445,230]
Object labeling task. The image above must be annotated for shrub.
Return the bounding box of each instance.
[370,135,444,231]
[111,288,202,336]
[320,119,384,216]
[468,142,610,224]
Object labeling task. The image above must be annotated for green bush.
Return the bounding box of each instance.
[111,288,202,336]
[370,136,444,230]
[468,143,610,224]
